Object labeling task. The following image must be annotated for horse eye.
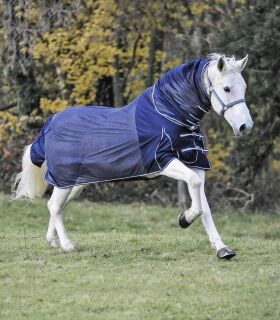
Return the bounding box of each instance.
[224,87,230,92]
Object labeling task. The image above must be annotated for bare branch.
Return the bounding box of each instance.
[0,103,15,112]
[224,187,254,211]
[122,27,142,89]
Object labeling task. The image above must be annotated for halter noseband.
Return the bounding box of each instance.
[206,65,246,116]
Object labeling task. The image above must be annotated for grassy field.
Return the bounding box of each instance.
[0,194,279,320]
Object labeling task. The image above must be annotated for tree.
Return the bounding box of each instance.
[1,0,40,115]
[216,0,280,206]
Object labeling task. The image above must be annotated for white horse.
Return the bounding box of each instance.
[13,54,253,259]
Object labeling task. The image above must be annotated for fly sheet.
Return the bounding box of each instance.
[31,58,211,188]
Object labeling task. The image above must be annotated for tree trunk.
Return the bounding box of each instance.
[3,0,39,115]
[146,27,157,87]
[113,54,124,107]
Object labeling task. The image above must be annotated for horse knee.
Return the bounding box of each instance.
[188,172,202,189]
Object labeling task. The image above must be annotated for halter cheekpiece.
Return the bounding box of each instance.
[206,65,246,116]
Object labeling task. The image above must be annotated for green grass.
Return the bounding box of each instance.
[0,194,279,320]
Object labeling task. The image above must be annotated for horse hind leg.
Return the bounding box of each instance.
[64,185,84,207]
[46,186,84,250]
[47,187,78,252]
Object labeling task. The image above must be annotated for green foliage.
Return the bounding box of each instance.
[217,0,280,206]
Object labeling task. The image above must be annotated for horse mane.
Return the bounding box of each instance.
[208,53,236,62]
[208,53,239,70]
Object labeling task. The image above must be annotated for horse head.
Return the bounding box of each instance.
[205,54,253,136]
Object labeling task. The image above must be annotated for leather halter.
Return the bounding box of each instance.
[206,65,246,116]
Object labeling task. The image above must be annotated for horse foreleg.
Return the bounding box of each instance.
[161,159,203,225]
[161,160,235,259]
[47,187,78,252]
[190,169,236,259]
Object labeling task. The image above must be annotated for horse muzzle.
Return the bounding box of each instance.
[236,121,254,136]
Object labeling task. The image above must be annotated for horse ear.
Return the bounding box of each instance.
[217,56,226,72]
[236,55,249,72]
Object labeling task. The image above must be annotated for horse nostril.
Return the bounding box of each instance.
[239,124,246,132]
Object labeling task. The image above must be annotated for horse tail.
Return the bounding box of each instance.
[12,116,54,200]
[12,144,48,200]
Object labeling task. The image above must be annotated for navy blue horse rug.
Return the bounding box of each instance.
[31,58,211,188]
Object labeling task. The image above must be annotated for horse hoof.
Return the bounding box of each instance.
[178,212,191,228]
[46,235,60,248]
[48,238,60,248]
[217,247,236,260]
[61,242,80,253]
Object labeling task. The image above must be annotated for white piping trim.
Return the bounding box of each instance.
[163,128,174,151]
[189,113,200,121]
[181,147,209,153]
[164,127,181,159]
[181,150,198,164]
[201,135,206,150]
[152,85,194,129]
[185,118,197,126]
[180,133,203,138]
[180,137,199,164]
[197,105,207,113]
[154,127,164,170]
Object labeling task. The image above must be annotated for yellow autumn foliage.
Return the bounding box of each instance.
[33,0,190,113]
[0,0,251,191]
[207,129,232,183]
[40,98,70,114]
